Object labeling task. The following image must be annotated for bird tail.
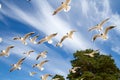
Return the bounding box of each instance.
[40,67,44,71]
[64,6,71,12]
[56,42,63,47]
[48,40,53,44]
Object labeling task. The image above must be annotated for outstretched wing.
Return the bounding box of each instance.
[39,60,49,66]
[23,32,34,40]
[92,34,102,41]
[17,57,26,65]
[37,37,46,44]
[65,0,71,4]
[31,35,39,41]
[99,18,110,26]
[104,26,116,35]
[88,26,98,32]
[10,67,16,72]
[60,35,68,43]
[53,5,64,15]
[13,37,20,40]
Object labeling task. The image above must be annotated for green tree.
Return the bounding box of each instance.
[67,49,120,80]
[52,74,65,80]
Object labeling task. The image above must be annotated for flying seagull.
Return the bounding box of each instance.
[53,0,71,15]
[92,26,116,41]
[88,18,110,32]
[36,51,48,60]
[69,67,81,73]
[84,49,99,57]
[29,34,39,44]
[10,57,26,72]
[56,30,76,47]
[41,74,53,80]
[29,72,37,76]
[0,45,14,57]
[38,33,57,44]
[23,50,34,57]
[33,60,49,71]
[13,32,34,45]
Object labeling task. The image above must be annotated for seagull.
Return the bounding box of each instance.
[52,78,60,80]
[13,32,35,45]
[23,50,34,57]
[0,45,14,57]
[10,57,26,72]
[36,51,48,60]
[88,18,110,32]
[84,49,99,57]
[29,34,39,44]
[41,74,53,80]
[29,72,37,76]
[69,67,81,73]
[32,60,49,71]
[56,30,76,47]
[38,33,57,44]
[92,26,116,41]
[53,0,71,15]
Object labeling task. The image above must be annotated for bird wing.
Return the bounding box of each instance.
[28,50,34,55]
[10,67,16,72]
[31,35,39,41]
[69,30,76,36]
[23,32,34,40]
[0,52,5,56]
[37,37,47,44]
[88,26,98,31]
[104,26,116,35]
[39,60,49,66]
[53,5,64,15]
[17,57,26,65]
[13,37,20,40]
[47,33,57,39]
[65,0,71,4]
[36,54,41,60]
[5,46,14,53]
[99,18,110,26]
[60,35,68,43]
[92,34,102,41]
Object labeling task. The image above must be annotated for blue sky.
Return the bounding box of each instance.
[0,0,120,80]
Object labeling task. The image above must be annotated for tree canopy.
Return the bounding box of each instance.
[53,49,120,80]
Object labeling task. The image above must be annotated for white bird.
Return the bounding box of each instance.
[13,32,34,45]
[0,45,14,57]
[38,33,57,44]
[36,51,48,60]
[69,67,81,73]
[84,49,99,57]
[52,78,60,80]
[10,57,26,72]
[33,60,49,71]
[23,50,34,57]
[92,26,116,41]
[88,18,110,32]
[41,74,53,80]
[53,0,71,15]
[29,72,37,76]
[56,30,76,47]
[29,34,39,44]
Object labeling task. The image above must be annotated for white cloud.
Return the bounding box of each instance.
[0,37,3,43]
[112,47,120,54]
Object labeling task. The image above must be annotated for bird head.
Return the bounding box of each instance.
[61,2,64,4]
[32,64,37,68]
